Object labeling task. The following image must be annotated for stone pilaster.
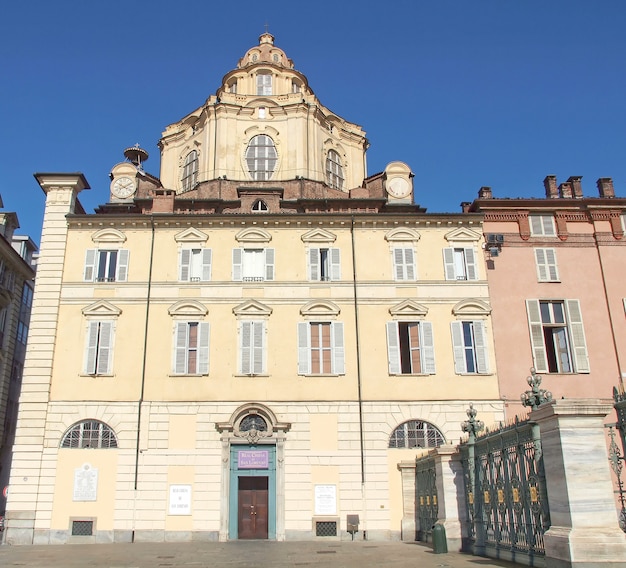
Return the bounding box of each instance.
[5,174,89,545]
[397,460,416,541]
[532,399,626,567]
[433,445,465,552]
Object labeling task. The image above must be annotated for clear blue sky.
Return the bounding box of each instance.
[3,1,626,245]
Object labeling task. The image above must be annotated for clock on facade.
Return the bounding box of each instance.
[111,176,136,199]
[386,177,411,199]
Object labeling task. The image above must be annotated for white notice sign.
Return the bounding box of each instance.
[169,484,192,515]
[314,484,337,515]
[73,463,98,502]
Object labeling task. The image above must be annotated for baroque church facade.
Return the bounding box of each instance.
[5,34,504,544]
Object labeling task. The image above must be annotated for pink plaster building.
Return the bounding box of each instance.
[468,176,626,418]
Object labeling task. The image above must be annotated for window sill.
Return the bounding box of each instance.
[79,373,115,378]
[299,374,343,378]
[234,374,269,378]
[389,373,433,377]
[168,374,209,378]
[537,279,561,283]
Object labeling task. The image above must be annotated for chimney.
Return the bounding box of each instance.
[544,175,558,198]
[568,176,583,198]
[460,201,471,213]
[559,182,573,199]
[597,177,615,198]
[478,186,493,199]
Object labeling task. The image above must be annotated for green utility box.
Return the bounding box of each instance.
[432,523,448,554]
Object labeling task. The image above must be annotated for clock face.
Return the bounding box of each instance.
[387,177,411,199]
[111,176,136,199]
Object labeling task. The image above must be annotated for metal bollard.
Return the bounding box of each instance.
[432,523,448,553]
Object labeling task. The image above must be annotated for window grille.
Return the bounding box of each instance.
[389,420,445,449]
[61,420,118,449]
[315,521,337,537]
[71,520,93,536]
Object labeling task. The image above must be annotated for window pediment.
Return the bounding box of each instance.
[174,227,209,244]
[82,300,122,317]
[385,228,421,243]
[91,228,126,244]
[301,228,337,244]
[300,300,340,318]
[232,299,272,317]
[452,298,492,317]
[215,403,291,436]
[389,300,429,318]
[444,227,482,243]
[235,228,272,243]
[168,300,208,318]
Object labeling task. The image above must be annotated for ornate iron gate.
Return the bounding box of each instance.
[607,384,626,532]
[415,457,437,541]
[461,412,550,563]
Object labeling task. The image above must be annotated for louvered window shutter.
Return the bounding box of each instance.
[465,248,477,280]
[393,248,405,280]
[265,248,275,281]
[565,299,590,373]
[85,321,100,373]
[174,322,189,374]
[297,322,311,375]
[443,248,456,280]
[420,321,436,374]
[473,321,489,373]
[386,322,401,374]
[404,248,416,280]
[116,249,129,282]
[309,248,320,281]
[253,321,265,374]
[330,248,341,281]
[180,249,191,281]
[535,249,548,281]
[450,321,466,373]
[96,322,113,374]
[331,322,345,375]
[232,249,243,281]
[201,249,212,281]
[240,321,252,374]
[198,322,210,374]
[526,300,549,373]
[84,249,96,282]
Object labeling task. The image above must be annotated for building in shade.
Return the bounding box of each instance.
[0,200,37,521]
[468,177,626,418]
[5,34,503,544]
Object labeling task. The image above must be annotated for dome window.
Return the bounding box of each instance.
[252,200,268,212]
[246,135,277,181]
[326,149,344,190]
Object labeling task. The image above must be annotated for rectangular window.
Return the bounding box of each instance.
[386,321,435,375]
[526,299,589,373]
[179,248,212,282]
[451,320,489,374]
[298,321,345,375]
[174,321,210,375]
[84,321,114,375]
[443,247,477,280]
[240,321,266,374]
[392,247,416,281]
[534,248,559,282]
[308,248,341,281]
[232,248,275,281]
[256,73,272,95]
[529,214,556,236]
[84,249,129,282]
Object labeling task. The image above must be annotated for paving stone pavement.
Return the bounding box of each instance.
[0,540,522,568]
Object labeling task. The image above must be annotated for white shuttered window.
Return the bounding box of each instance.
[443,248,477,280]
[297,322,345,375]
[84,249,129,282]
[84,321,114,375]
[232,248,275,281]
[179,248,212,282]
[451,320,489,374]
[240,321,266,375]
[526,299,589,373]
[308,248,341,281]
[386,321,435,375]
[173,322,210,375]
[392,247,416,281]
[534,248,559,282]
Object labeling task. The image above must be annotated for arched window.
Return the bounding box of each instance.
[181,150,199,191]
[252,199,268,212]
[61,420,118,449]
[388,420,444,449]
[240,414,268,432]
[326,150,344,190]
[246,135,277,181]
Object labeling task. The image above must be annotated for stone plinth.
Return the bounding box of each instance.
[532,399,626,567]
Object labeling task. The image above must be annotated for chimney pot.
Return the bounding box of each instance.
[478,186,493,199]
[567,176,583,198]
[559,182,573,199]
[544,175,558,198]
[461,201,471,213]
[597,177,615,198]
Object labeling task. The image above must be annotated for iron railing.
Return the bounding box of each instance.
[608,384,626,532]
[415,454,438,541]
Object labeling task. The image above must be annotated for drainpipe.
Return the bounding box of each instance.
[595,231,624,388]
[351,215,367,538]
[132,215,156,541]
